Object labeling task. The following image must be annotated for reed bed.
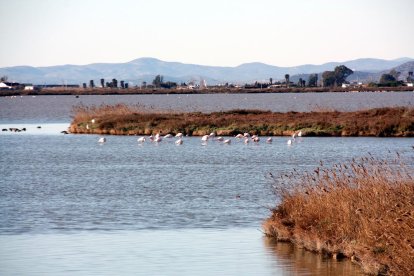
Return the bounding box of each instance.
[263,154,414,275]
[69,104,414,137]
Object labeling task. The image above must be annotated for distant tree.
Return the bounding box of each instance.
[0,75,8,82]
[142,81,147,88]
[82,83,87,89]
[112,79,118,88]
[333,65,353,85]
[100,78,105,88]
[89,80,95,88]
[160,81,177,89]
[269,77,273,84]
[322,65,353,87]
[298,78,303,87]
[301,79,306,87]
[120,80,125,89]
[408,71,413,82]
[124,83,129,89]
[308,74,318,87]
[284,74,290,87]
[379,74,396,85]
[106,82,112,88]
[152,75,164,88]
[322,71,336,87]
[389,69,401,80]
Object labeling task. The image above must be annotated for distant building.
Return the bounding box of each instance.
[0,82,12,89]
[0,81,20,90]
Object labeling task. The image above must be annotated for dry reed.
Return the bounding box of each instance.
[263,153,414,275]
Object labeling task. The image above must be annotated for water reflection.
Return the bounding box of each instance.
[263,237,363,275]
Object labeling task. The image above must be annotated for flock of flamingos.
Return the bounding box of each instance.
[98,131,303,145]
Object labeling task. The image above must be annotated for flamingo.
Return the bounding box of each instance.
[164,134,173,138]
[209,132,216,138]
[287,139,292,145]
[201,135,209,142]
[253,136,260,142]
[175,139,183,145]
[137,137,146,143]
[91,118,96,124]
[175,133,183,138]
[149,135,154,142]
[235,134,244,139]
[216,136,224,141]
[266,137,272,143]
[244,138,249,144]
[243,133,250,138]
[223,139,231,144]
[298,131,302,137]
[292,132,296,139]
[98,137,106,143]
[154,136,162,143]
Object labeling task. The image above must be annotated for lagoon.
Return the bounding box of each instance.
[1,93,413,275]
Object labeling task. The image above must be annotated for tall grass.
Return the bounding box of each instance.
[263,154,414,275]
[70,104,414,137]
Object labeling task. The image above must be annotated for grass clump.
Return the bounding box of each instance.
[263,154,414,275]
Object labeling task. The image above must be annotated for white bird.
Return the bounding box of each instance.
[209,132,216,138]
[137,137,146,143]
[253,136,260,142]
[175,138,183,145]
[154,136,162,143]
[266,137,272,143]
[243,133,250,138]
[155,133,161,139]
[149,135,154,142]
[292,133,296,139]
[235,134,244,139]
[164,134,173,138]
[216,136,224,141]
[244,138,250,144]
[175,133,183,138]
[91,118,96,124]
[287,139,292,145]
[201,135,209,141]
[223,139,231,144]
[298,131,302,137]
[98,137,106,143]
[86,124,89,130]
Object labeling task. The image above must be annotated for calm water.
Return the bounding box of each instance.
[1,93,413,275]
[0,91,413,123]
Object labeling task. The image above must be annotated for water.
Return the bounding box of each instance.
[1,94,413,275]
[1,91,413,123]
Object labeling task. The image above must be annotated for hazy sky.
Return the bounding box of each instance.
[0,0,413,67]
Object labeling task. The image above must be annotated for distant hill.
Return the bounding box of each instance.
[0,57,412,85]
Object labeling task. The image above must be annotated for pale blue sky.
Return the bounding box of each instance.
[0,0,413,67]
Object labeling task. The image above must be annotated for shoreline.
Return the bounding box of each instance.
[1,86,413,96]
[69,106,414,137]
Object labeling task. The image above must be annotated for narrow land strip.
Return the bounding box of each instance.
[69,105,414,137]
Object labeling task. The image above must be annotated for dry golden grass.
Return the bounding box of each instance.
[69,104,414,137]
[263,154,414,275]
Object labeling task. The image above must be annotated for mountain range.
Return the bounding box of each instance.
[1,57,413,85]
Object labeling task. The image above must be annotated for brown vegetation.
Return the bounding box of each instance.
[263,154,414,275]
[69,105,414,137]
